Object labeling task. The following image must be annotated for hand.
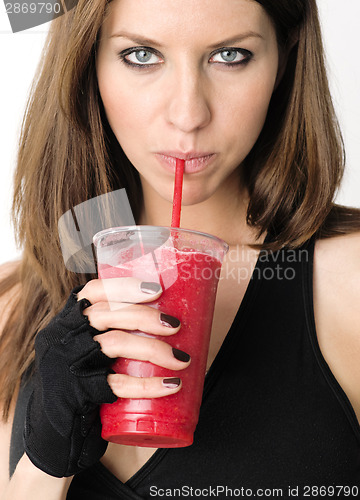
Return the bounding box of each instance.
[24,279,189,478]
[77,277,191,398]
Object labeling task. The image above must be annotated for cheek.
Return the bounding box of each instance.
[221,73,276,151]
[98,72,152,140]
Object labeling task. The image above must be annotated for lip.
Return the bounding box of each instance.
[155,151,216,173]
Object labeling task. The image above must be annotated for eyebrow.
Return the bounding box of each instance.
[109,30,264,48]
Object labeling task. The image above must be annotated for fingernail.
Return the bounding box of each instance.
[160,313,180,328]
[172,348,190,363]
[140,282,162,294]
[162,377,181,389]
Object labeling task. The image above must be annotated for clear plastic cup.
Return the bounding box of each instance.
[93,226,228,447]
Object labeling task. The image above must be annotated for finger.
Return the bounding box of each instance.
[77,278,162,305]
[94,330,191,369]
[85,303,181,336]
[107,373,182,399]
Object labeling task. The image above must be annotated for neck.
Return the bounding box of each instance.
[138,170,260,247]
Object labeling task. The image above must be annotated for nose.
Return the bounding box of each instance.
[165,64,211,133]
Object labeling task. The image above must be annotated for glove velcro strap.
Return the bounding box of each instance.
[24,390,108,477]
[24,390,72,478]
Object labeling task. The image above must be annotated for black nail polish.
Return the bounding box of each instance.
[160,313,181,328]
[172,348,190,363]
[163,377,181,388]
[140,282,162,294]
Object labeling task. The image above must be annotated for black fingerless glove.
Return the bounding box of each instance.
[24,286,117,477]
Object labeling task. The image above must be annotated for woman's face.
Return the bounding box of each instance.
[96,0,280,207]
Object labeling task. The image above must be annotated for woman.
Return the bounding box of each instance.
[1,0,360,498]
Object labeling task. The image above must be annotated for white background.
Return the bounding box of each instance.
[0,1,359,265]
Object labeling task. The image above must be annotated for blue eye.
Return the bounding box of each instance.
[119,47,163,67]
[220,50,239,62]
[118,46,252,70]
[210,48,252,66]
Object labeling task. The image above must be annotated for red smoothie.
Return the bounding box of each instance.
[95,227,227,447]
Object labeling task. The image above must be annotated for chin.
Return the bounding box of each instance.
[178,185,214,206]
[145,173,221,211]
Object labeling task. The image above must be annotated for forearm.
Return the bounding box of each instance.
[2,454,73,500]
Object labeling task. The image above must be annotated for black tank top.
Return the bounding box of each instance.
[10,237,360,498]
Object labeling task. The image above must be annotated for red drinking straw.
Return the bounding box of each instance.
[171,158,185,228]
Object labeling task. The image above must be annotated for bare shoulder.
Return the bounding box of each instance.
[314,231,360,329]
[313,232,360,420]
[315,230,360,266]
[0,261,21,492]
[0,397,17,492]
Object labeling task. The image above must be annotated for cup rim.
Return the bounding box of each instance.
[93,225,229,253]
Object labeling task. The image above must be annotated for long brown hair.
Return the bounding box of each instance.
[1,0,359,419]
